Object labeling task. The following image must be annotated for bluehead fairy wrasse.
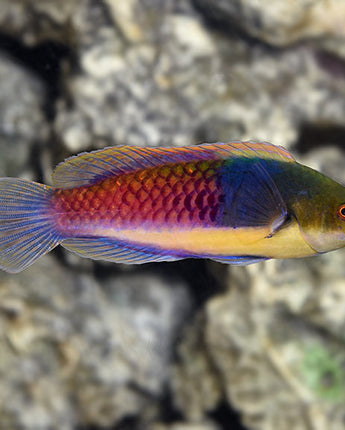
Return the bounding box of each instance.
[1,141,345,273]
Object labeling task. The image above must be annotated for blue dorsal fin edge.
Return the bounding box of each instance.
[52,142,295,189]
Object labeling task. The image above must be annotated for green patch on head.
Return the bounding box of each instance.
[301,344,345,402]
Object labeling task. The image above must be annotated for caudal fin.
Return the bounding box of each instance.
[0,178,62,273]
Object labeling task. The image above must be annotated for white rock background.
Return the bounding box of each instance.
[0,1,345,429]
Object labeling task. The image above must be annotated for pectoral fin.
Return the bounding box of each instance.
[266,213,292,238]
[220,159,288,230]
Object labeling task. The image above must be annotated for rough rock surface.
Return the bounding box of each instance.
[0,256,191,429]
[194,0,345,47]
[173,249,345,430]
[52,3,345,153]
[0,1,345,430]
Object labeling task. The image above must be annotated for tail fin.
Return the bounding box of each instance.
[0,178,62,273]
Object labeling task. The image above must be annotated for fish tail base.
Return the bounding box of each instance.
[0,178,62,273]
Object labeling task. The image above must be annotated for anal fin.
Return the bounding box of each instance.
[207,255,269,265]
[61,236,181,264]
[62,236,269,266]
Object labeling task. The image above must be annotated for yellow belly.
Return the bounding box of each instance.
[94,220,316,259]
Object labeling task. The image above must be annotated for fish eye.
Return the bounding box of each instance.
[338,204,345,220]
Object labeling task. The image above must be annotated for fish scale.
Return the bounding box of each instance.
[51,160,225,234]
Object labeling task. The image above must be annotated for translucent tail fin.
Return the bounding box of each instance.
[0,178,62,273]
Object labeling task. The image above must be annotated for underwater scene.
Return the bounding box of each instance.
[1,1,345,429]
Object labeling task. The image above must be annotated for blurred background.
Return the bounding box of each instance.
[1,1,345,429]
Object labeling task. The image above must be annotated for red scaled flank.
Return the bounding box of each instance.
[52,160,225,234]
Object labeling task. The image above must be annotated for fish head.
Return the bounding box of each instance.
[291,166,345,254]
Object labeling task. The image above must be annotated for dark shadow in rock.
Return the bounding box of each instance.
[316,50,345,80]
[191,0,279,52]
[209,400,248,430]
[157,388,185,424]
[296,123,345,153]
[153,259,227,306]
[112,416,141,430]
[0,32,71,120]
[93,258,227,308]
[28,139,50,184]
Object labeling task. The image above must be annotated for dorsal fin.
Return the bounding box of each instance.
[52,142,295,189]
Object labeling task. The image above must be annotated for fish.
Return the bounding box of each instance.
[1,141,345,273]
